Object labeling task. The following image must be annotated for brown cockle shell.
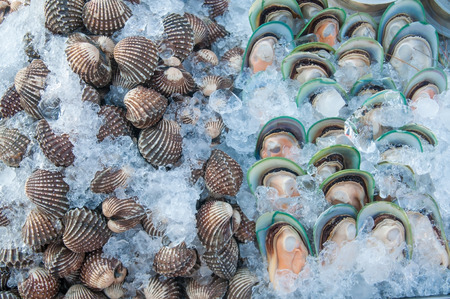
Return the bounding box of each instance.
[204,116,225,140]
[80,250,127,291]
[90,167,130,194]
[196,200,241,251]
[153,242,198,278]
[111,69,139,90]
[44,0,84,34]
[232,205,256,243]
[0,126,30,167]
[64,284,102,299]
[82,0,131,35]
[203,0,229,19]
[0,248,33,269]
[22,209,59,247]
[123,86,168,129]
[204,149,243,197]
[201,76,232,97]
[202,237,238,280]
[195,49,219,66]
[14,59,49,119]
[81,84,101,104]
[227,267,258,299]
[185,276,228,299]
[102,196,145,233]
[114,36,159,85]
[43,242,85,278]
[200,17,227,48]
[97,105,133,142]
[0,208,8,227]
[66,33,112,88]
[0,85,23,118]
[184,13,208,46]
[151,67,195,98]
[221,47,244,72]
[103,283,126,299]
[91,35,115,58]
[25,169,69,219]
[162,13,194,61]
[18,267,60,299]
[35,119,75,167]
[62,208,112,253]
[144,276,180,299]
[0,292,20,299]
[138,119,183,167]
[141,211,166,237]
[0,267,10,290]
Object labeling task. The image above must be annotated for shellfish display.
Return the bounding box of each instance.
[0,0,450,298]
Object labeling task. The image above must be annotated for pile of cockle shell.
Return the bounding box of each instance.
[0,0,449,297]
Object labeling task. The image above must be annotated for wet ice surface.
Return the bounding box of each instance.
[1,0,450,297]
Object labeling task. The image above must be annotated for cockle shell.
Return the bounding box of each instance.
[185,276,228,299]
[103,283,125,299]
[0,291,20,299]
[80,250,127,291]
[153,242,198,277]
[203,237,239,279]
[227,267,258,299]
[196,200,241,251]
[18,267,60,299]
[0,126,30,167]
[162,13,194,61]
[82,0,132,35]
[66,34,112,88]
[0,85,23,118]
[25,169,69,219]
[0,267,10,290]
[35,119,75,167]
[200,76,232,97]
[143,276,181,299]
[0,208,8,227]
[97,105,133,142]
[44,0,84,34]
[123,86,168,129]
[200,17,227,48]
[204,149,243,197]
[221,47,244,72]
[91,35,115,58]
[112,69,139,90]
[151,67,195,98]
[81,84,101,104]
[184,13,208,46]
[0,248,33,269]
[195,49,219,66]
[90,167,131,194]
[204,116,225,141]
[102,196,145,233]
[203,0,229,19]
[43,242,85,278]
[138,119,183,167]
[62,208,112,253]
[232,204,256,243]
[14,59,49,119]
[114,36,159,84]
[64,284,102,299]
[22,209,59,247]
[141,211,167,237]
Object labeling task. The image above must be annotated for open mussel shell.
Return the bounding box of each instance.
[378,0,426,50]
[297,0,327,19]
[339,12,377,40]
[144,276,181,299]
[138,119,183,167]
[356,201,413,259]
[289,42,335,56]
[307,117,346,144]
[44,0,84,34]
[97,105,133,142]
[386,22,439,79]
[203,237,239,280]
[43,242,85,278]
[242,21,294,74]
[308,145,360,179]
[14,59,49,119]
[403,67,447,103]
[102,196,145,233]
[162,13,194,61]
[0,85,23,118]
[63,208,112,253]
[248,0,303,33]
[80,250,127,291]
[25,169,70,219]
[313,204,357,254]
[296,7,346,46]
[36,119,75,167]
[296,78,348,117]
[421,0,450,38]
[350,75,396,97]
[18,267,60,299]
[332,0,393,17]
[185,276,228,299]
[320,169,375,211]
[204,149,243,197]
[247,157,305,196]
[82,0,131,35]
[22,209,59,247]
[255,116,306,161]
[255,211,312,288]
[362,89,407,109]
[335,37,384,71]
[153,242,198,278]
[0,126,30,167]
[399,123,437,146]
[281,51,335,84]
[227,267,258,299]
[376,129,423,156]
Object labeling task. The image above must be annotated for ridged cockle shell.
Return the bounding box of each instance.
[138,119,183,167]
[203,237,239,279]
[81,84,101,104]
[204,149,243,197]
[221,47,244,72]
[227,267,258,299]
[104,283,126,299]
[44,0,84,34]
[184,13,208,46]
[195,49,219,66]
[97,105,133,142]
[123,86,168,129]
[0,291,20,299]
[64,284,101,299]
[144,276,181,299]
[82,0,131,35]
[0,208,8,227]
[201,76,232,97]
[232,204,256,243]
[25,169,69,219]
[200,17,227,48]
[43,242,85,278]
[0,267,10,290]
[162,13,194,61]
[203,0,229,19]
[141,211,167,237]
[0,248,33,269]
[18,267,60,299]
[22,209,59,247]
[185,276,228,299]
[0,85,23,118]
[62,208,112,253]
[151,67,195,98]
[102,196,145,233]
[153,242,198,278]
[90,166,131,194]
[0,126,30,167]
